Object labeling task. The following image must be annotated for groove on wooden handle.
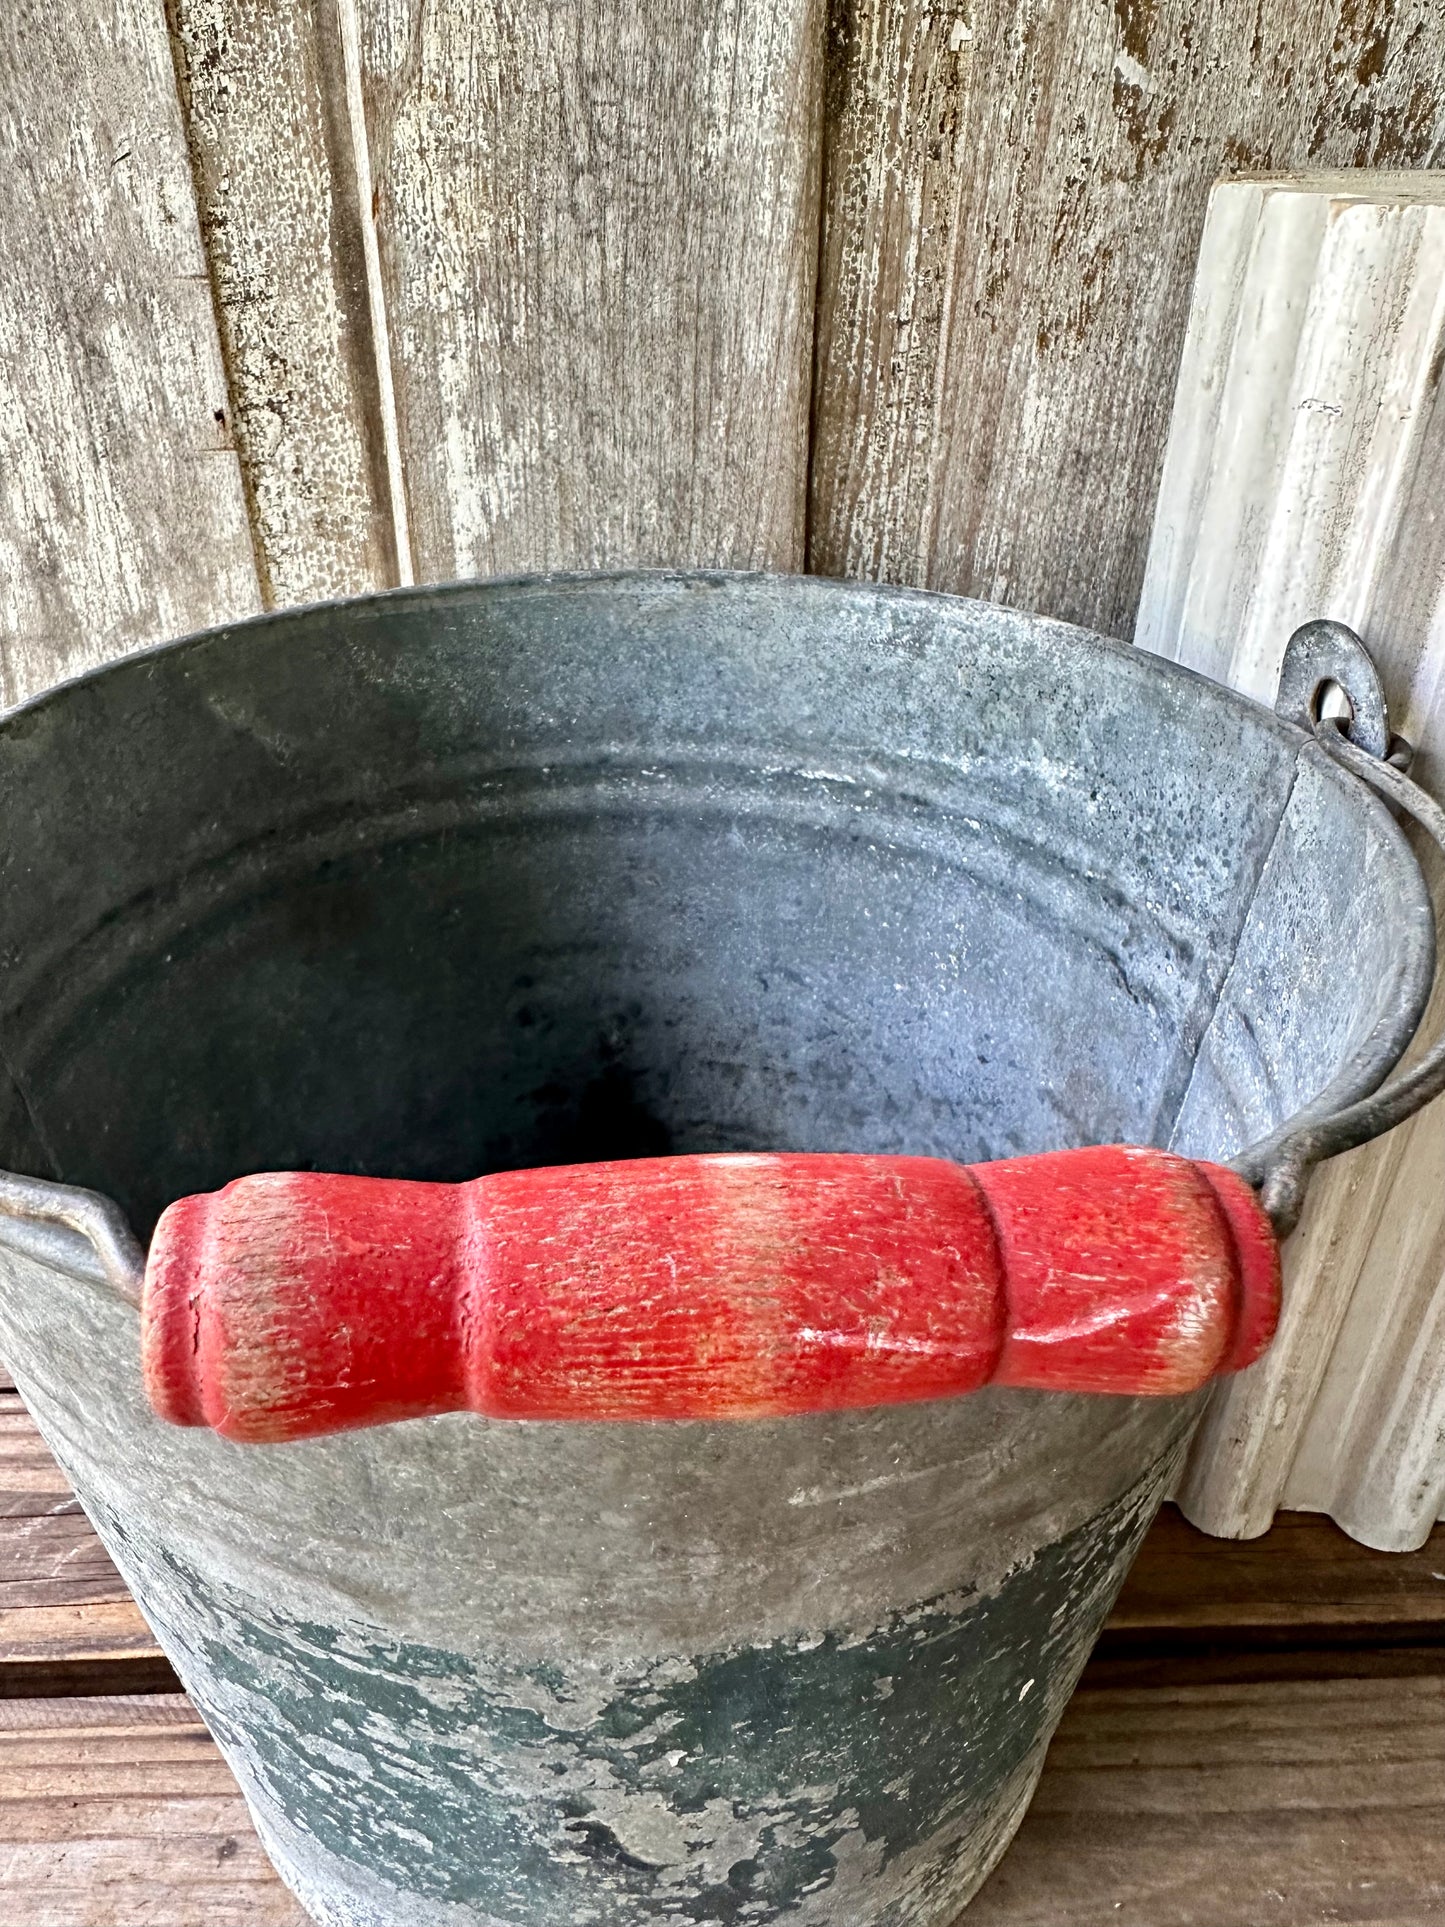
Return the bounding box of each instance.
[142,1146,1280,1443]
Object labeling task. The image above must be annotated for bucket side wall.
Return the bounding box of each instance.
[0,1240,1187,1927]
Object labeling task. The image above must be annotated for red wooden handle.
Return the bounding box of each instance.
[142,1147,1279,1444]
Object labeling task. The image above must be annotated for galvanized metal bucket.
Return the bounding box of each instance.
[0,573,1440,1927]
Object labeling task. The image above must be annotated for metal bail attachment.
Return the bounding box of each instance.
[1233,621,1441,1235]
[1273,617,1410,768]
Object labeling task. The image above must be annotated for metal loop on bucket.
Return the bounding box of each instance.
[1272,617,1393,760]
[0,1170,145,1306]
[1228,625,1445,1235]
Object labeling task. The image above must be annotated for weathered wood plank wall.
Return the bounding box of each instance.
[810,0,1445,634]
[0,0,261,706]
[4,0,1445,1539]
[356,0,825,579]
[166,0,402,602]
[11,1,1445,673]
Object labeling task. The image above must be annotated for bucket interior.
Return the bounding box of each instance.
[0,575,1426,1238]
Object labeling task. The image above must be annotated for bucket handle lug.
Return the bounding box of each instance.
[1273,617,1396,761]
[0,1170,144,1308]
[1232,623,1443,1234]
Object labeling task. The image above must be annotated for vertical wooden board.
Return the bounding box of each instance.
[810,0,1445,638]
[0,0,260,708]
[1137,174,1445,1549]
[356,0,824,581]
[166,0,401,605]
[807,0,976,588]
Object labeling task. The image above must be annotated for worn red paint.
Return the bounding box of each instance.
[143,1146,1280,1444]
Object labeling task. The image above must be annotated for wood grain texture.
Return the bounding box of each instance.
[0,1696,307,1926]
[0,0,261,708]
[0,1394,164,1686]
[1108,1504,1445,1643]
[810,0,1445,637]
[355,0,825,579]
[0,1396,133,1611]
[1137,174,1445,1549]
[966,1674,1445,1926]
[165,0,401,604]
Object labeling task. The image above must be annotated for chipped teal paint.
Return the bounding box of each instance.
[91,1474,1156,1925]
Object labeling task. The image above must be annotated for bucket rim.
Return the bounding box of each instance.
[0,569,1434,1277]
[0,565,1363,750]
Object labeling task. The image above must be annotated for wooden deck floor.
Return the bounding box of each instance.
[4,1375,1444,1926]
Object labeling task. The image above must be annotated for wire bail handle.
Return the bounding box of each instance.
[1230,621,1445,1234]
